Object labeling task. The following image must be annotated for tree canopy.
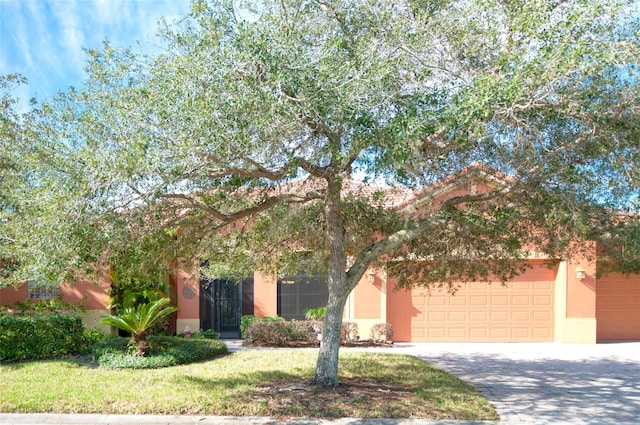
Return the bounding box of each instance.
[2,0,639,385]
[1,74,28,278]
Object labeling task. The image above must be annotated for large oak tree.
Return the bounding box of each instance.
[4,0,640,386]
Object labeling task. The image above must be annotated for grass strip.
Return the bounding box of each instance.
[0,349,498,420]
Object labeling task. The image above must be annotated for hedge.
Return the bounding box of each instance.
[0,315,85,362]
[245,320,322,346]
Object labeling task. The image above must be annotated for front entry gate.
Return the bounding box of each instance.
[200,277,242,338]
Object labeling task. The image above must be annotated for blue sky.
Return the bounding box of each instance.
[0,0,192,111]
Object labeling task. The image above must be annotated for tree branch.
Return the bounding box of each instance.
[159,189,325,227]
[346,215,446,289]
[296,157,329,178]
[192,154,289,181]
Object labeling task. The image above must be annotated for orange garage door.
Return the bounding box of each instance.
[596,273,640,340]
[388,265,555,342]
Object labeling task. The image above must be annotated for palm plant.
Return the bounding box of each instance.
[99,297,177,355]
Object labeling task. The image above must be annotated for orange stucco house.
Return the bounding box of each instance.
[2,171,639,343]
[2,252,638,343]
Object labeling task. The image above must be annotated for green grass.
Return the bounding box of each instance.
[0,350,498,420]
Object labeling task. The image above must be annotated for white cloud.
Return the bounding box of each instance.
[51,1,86,71]
[1,0,191,110]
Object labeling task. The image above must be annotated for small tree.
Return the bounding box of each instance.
[99,298,177,355]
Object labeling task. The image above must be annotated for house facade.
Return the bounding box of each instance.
[2,251,639,343]
[2,171,638,343]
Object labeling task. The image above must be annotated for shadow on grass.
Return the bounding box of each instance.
[177,368,303,391]
[173,351,497,420]
[1,355,95,370]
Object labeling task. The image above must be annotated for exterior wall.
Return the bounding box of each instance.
[566,259,597,318]
[0,284,27,305]
[253,270,277,317]
[0,280,112,332]
[345,271,387,339]
[173,263,200,333]
[60,279,111,331]
[553,260,597,343]
[60,280,110,310]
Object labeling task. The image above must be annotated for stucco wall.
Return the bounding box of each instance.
[253,270,277,317]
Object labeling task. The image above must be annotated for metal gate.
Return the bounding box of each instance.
[200,277,242,338]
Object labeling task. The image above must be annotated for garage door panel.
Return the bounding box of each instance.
[490,328,508,338]
[511,281,531,290]
[534,281,553,290]
[512,311,530,321]
[533,311,551,321]
[512,295,530,305]
[450,311,466,321]
[427,328,445,338]
[469,282,485,290]
[469,328,488,338]
[448,328,466,338]
[511,328,530,338]
[533,328,552,338]
[490,311,509,321]
[534,295,552,306]
[428,311,446,321]
[470,295,488,306]
[470,311,487,321]
[450,297,467,306]
[430,295,446,306]
[491,295,509,305]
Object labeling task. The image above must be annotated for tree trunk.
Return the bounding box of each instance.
[312,290,349,386]
[312,176,349,387]
[132,333,150,356]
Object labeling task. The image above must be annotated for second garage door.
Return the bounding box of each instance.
[388,264,555,342]
[596,273,640,341]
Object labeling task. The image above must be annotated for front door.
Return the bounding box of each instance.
[200,277,242,338]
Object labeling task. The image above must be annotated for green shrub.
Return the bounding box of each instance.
[92,336,227,369]
[304,306,326,321]
[240,315,258,339]
[0,315,85,362]
[261,316,285,322]
[79,328,110,353]
[11,298,84,316]
[369,323,393,342]
[202,329,219,339]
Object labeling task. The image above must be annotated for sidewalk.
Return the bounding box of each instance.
[0,414,499,425]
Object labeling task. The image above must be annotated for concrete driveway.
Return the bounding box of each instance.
[393,342,640,424]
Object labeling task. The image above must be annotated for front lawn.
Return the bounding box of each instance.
[0,349,498,420]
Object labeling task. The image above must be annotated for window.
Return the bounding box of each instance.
[277,274,329,320]
[28,280,59,300]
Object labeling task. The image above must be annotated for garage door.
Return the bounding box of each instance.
[388,265,555,342]
[596,273,640,340]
